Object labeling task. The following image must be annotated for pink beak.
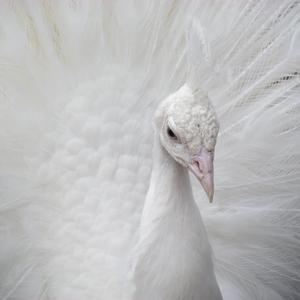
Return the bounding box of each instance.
[188,149,214,203]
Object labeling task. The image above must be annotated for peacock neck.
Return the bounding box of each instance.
[138,132,212,248]
[133,133,222,300]
[152,134,189,186]
[140,133,196,227]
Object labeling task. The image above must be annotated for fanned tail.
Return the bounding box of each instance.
[0,1,299,299]
[187,1,300,299]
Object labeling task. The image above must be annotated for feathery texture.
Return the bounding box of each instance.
[0,1,300,299]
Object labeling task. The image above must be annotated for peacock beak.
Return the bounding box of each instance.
[188,149,214,203]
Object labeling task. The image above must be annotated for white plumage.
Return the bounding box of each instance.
[133,84,222,299]
[0,1,300,299]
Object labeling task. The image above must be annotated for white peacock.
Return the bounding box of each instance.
[0,1,299,300]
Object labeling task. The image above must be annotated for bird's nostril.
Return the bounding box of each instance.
[194,160,203,173]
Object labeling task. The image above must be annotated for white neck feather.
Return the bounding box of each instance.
[133,133,222,300]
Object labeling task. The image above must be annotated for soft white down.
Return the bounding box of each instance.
[0,1,300,300]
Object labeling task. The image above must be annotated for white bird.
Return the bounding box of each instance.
[0,1,300,300]
[133,84,222,300]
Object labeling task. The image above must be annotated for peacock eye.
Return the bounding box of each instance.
[167,126,177,140]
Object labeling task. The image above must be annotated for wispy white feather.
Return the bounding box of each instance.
[0,1,299,299]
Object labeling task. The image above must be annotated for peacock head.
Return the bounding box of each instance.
[155,84,219,202]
